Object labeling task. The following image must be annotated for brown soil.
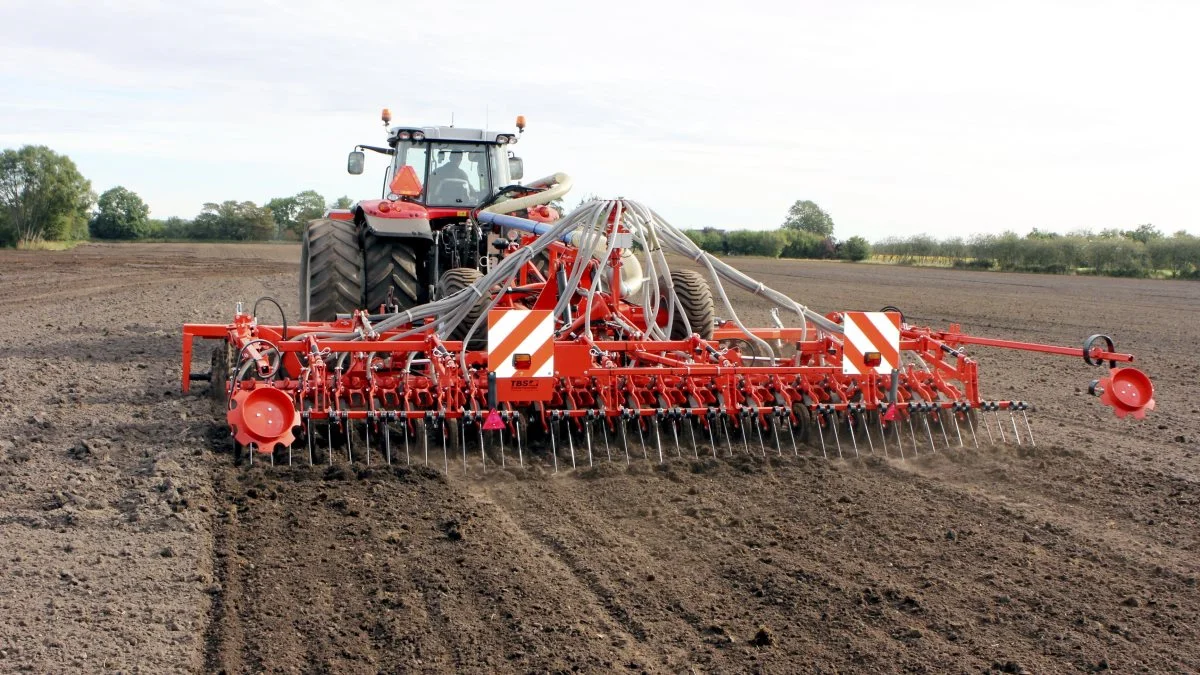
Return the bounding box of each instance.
[1,243,1197,674]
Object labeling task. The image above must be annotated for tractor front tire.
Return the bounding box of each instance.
[437,267,489,349]
[301,218,361,322]
[364,234,428,314]
[661,269,715,340]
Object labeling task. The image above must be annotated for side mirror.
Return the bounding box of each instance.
[508,156,524,181]
[347,150,365,175]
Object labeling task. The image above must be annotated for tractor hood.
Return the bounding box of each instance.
[358,199,432,239]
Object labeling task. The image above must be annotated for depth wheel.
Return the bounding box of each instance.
[659,269,715,339]
[437,268,489,350]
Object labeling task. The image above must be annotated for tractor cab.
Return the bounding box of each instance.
[347,120,525,212]
[304,111,565,322]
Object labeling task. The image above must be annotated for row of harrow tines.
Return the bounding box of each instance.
[182,199,1154,470]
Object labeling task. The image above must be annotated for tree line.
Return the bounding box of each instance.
[0,145,350,246]
[873,226,1200,278]
[683,199,872,262]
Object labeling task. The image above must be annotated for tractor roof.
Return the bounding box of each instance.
[388,126,513,144]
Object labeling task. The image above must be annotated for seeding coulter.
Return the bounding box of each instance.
[182,198,1155,470]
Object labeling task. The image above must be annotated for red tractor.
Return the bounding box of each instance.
[300,110,570,321]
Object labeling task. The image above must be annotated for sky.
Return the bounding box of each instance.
[2,0,1197,239]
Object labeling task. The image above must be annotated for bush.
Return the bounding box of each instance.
[840,236,870,261]
[780,229,825,258]
[725,230,785,257]
[683,228,726,255]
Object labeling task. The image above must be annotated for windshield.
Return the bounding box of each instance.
[395,141,491,207]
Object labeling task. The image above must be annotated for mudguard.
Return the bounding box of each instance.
[358,199,433,239]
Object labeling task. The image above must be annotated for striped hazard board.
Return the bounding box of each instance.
[842,311,901,375]
[488,309,555,402]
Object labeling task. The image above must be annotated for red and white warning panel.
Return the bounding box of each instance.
[488,309,555,401]
[842,311,901,375]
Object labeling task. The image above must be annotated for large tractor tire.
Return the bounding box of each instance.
[660,269,715,340]
[301,218,362,322]
[364,233,429,314]
[437,268,489,349]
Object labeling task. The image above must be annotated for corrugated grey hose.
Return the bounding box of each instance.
[301,199,842,374]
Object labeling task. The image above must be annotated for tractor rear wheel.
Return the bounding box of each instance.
[437,267,489,349]
[661,269,715,339]
[301,218,361,322]
[364,234,429,314]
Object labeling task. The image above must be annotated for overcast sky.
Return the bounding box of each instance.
[2,0,1197,239]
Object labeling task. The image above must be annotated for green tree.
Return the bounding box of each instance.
[331,195,353,210]
[90,186,151,239]
[0,145,93,245]
[191,201,275,240]
[267,189,326,239]
[1123,223,1162,244]
[840,235,871,261]
[782,199,834,237]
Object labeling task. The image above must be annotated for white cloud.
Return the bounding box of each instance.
[1,0,1196,235]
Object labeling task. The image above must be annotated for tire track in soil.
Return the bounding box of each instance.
[465,484,655,646]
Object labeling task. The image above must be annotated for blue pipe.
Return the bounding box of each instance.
[477,211,568,241]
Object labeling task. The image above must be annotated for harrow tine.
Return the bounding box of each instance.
[816,412,828,459]
[906,416,919,458]
[981,409,993,445]
[327,419,334,466]
[477,417,485,469]
[952,410,964,449]
[618,416,630,464]
[403,417,412,466]
[637,414,649,460]
[922,414,936,452]
[754,415,767,457]
[707,418,718,458]
[422,420,429,467]
[686,414,699,459]
[306,417,314,466]
[515,413,525,467]
[719,414,733,457]
[786,412,798,456]
[877,413,888,459]
[966,410,979,448]
[938,410,950,449]
[670,416,683,459]
[653,417,665,463]
[739,416,751,456]
[600,416,611,463]
[995,411,1006,444]
[567,416,577,469]
[863,412,875,456]
[364,417,371,466]
[461,416,468,472]
[346,419,353,463]
[549,419,560,473]
[770,415,783,456]
[497,422,505,469]
[830,412,843,459]
[441,418,450,474]
[584,418,594,467]
[847,413,859,458]
[1022,410,1036,447]
[1009,411,1021,447]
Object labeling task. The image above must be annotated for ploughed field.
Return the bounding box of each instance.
[0,242,1197,674]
